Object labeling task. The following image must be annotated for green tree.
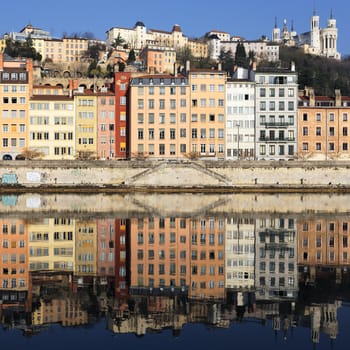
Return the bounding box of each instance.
[219,49,235,73]
[235,41,249,68]
[111,34,125,48]
[4,38,42,61]
[176,46,194,68]
[127,49,136,64]
[87,60,102,78]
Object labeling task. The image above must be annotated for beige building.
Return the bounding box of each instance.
[29,85,75,159]
[188,68,226,159]
[129,74,190,159]
[33,37,89,64]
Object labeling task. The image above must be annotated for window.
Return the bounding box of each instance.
[316,127,322,136]
[303,113,308,121]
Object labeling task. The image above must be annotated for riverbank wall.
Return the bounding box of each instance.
[1,159,350,193]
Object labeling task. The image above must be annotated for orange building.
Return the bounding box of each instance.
[298,88,350,160]
[189,217,225,300]
[298,217,350,268]
[0,53,33,160]
[129,217,190,293]
[129,74,190,159]
[140,46,176,74]
[0,218,30,311]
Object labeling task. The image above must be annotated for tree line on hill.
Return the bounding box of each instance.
[266,46,350,96]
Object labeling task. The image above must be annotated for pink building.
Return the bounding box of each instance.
[96,86,116,159]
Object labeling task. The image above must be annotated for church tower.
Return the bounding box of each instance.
[310,9,321,53]
[320,10,340,59]
[272,17,281,43]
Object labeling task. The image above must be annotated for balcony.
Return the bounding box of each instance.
[259,137,295,143]
[261,122,292,128]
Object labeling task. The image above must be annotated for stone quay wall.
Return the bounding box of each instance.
[1,160,350,192]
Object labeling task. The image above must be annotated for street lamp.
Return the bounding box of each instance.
[236,122,240,160]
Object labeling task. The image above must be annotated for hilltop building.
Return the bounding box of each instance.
[272,9,340,60]
[106,22,207,59]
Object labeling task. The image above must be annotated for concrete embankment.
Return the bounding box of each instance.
[1,159,350,193]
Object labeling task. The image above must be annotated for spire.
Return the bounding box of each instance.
[283,18,288,32]
[291,20,294,32]
[313,0,317,16]
[330,8,334,19]
[275,16,278,29]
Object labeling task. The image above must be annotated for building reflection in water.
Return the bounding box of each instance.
[0,210,348,344]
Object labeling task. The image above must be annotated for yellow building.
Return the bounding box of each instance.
[188,68,226,159]
[129,74,190,159]
[28,217,76,272]
[0,53,33,160]
[74,89,98,159]
[188,39,208,59]
[29,85,75,159]
[75,219,97,276]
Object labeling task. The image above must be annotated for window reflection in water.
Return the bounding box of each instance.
[0,207,348,344]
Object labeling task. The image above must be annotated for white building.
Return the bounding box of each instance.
[225,216,255,289]
[226,67,256,160]
[255,64,298,161]
[254,216,298,301]
[208,36,280,63]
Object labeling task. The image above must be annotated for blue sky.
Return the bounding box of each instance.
[1,0,348,55]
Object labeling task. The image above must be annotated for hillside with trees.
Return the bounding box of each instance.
[267,46,350,96]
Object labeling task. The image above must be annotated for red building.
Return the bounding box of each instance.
[114,71,131,159]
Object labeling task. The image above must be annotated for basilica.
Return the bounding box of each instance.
[272,9,340,60]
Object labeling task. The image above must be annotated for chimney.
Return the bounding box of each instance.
[173,63,178,77]
[185,60,190,73]
[251,61,257,71]
[335,89,341,107]
[290,61,295,72]
[309,88,315,107]
[68,79,79,97]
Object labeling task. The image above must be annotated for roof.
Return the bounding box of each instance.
[30,95,72,101]
[149,28,172,35]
